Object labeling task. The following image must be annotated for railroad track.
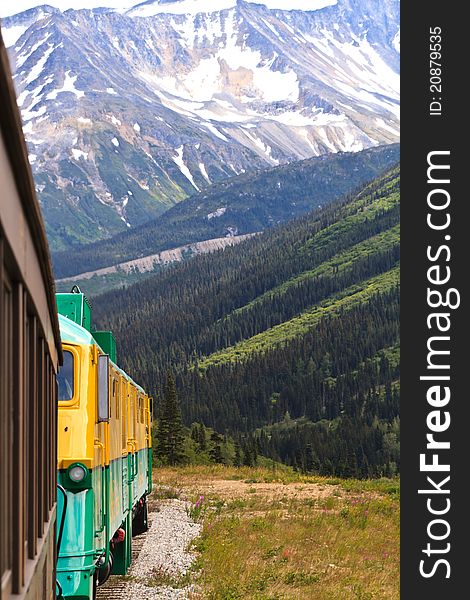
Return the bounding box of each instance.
[96,513,154,599]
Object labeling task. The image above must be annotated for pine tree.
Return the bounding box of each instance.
[242,444,253,467]
[155,372,185,465]
[304,444,315,473]
[197,423,207,452]
[234,443,242,467]
[209,431,223,464]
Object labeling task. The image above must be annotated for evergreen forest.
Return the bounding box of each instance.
[94,166,400,478]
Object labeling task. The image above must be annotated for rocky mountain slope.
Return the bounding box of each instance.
[55,233,257,296]
[52,142,399,279]
[2,0,399,250]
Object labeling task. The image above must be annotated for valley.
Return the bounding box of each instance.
[93,166,400,478]
[2,0,401,481]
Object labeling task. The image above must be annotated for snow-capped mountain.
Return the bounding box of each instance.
[1,0,399,250]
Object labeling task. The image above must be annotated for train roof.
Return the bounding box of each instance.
[59,313,95,345]
[59,313,146,394]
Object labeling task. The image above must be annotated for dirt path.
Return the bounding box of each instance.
[191,478,339,501]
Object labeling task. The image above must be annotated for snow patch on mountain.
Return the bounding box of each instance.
[0,1,135,18]
[24,42,55,85]
[16,32,52,68]
[199,162,211,183]
[108,114,122,126]
[173,145,200,190]
[207,207,227,219]
[242,129,278,163]
[22,104,46,121]
[247,0,337,10]
[392,28,400,53]
[72,148,88,160]
[375,117,400,137]
[201,122,229,142]
[19,73,54,120]
[1,0,338,19]
[46,70,85,100]
[129,0,237,17]
[310,29,399,108]
[139,13,299,106]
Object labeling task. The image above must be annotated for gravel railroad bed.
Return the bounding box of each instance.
[97,499,202,600]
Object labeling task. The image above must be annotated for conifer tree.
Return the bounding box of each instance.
[191,423,199,443]
[242,446,253,467]
[234,443,242,467]
[155,372,185,465]
[209,431,223,464]
[197,423,207,452]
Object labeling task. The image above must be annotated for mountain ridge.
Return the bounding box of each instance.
[52,142,399,279]
[2,0,399,249]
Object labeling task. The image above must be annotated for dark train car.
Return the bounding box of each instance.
[0,30,62,600]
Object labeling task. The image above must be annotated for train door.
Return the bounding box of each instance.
[94,353,108,547]
[129,387,136,442]
[137,394,145,491]
[110,373,121,523]
[128,388,137,498]
[146,396,152,447]
[121,378,128,512]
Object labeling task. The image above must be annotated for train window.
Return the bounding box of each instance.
[111,378,115,419]
[115,379,120,419]
[57,351,74,401]
[122,380,127,451]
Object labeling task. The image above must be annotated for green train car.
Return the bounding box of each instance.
[55,290,152,599]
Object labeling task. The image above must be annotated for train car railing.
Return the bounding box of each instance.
[56,485,68,600]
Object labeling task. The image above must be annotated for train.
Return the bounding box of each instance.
[1,31,62,600]
[55,289,153,600]
[1,27,153,600]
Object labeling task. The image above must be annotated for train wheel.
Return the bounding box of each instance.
[97,552,114,587]
[132,496,148,536]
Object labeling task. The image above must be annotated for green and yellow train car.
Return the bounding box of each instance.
[55,289,152,600]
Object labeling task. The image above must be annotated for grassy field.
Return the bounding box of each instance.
[154,466,399,600]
